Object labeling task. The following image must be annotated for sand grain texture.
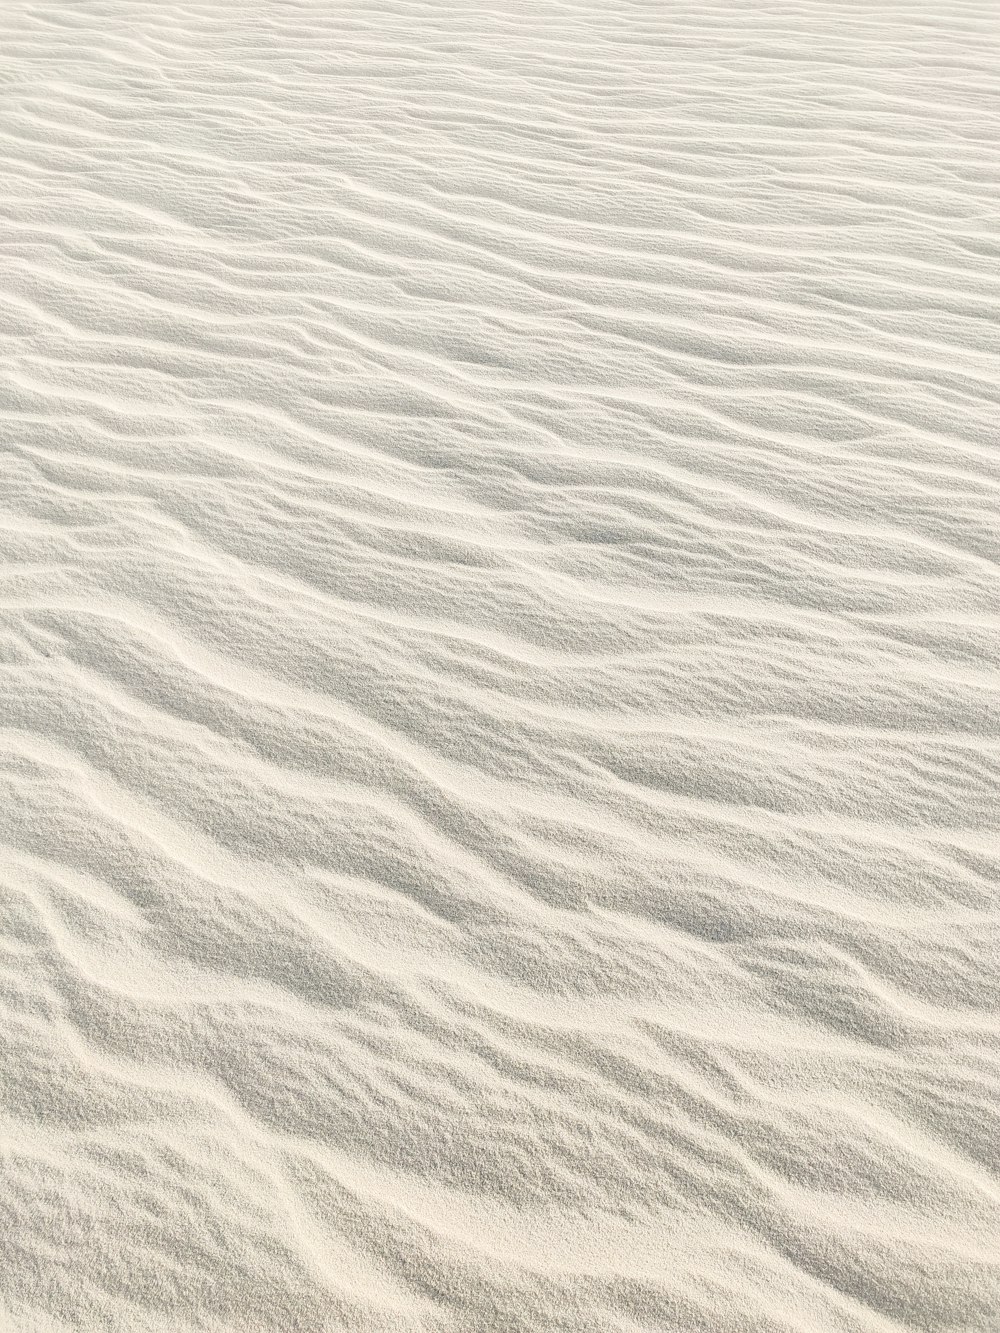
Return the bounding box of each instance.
[0,1,998,1330]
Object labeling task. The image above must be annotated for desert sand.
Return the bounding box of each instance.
[0,1,998,1330]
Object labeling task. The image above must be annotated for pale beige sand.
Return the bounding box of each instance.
[0,1,998,1330]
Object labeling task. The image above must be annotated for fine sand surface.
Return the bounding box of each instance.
[1,2,999,1330]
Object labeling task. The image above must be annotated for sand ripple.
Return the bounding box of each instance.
[0,2,998,1330]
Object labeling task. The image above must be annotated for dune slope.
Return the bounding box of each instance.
[0,2,998,1330]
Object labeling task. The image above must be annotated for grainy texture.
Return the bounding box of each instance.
[0,2,998,1330]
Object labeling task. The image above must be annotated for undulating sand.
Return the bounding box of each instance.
[0,2,998,1330]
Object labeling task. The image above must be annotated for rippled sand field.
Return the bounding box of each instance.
[1,2,998,1330]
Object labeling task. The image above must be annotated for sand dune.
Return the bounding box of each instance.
[1,1,998,1329]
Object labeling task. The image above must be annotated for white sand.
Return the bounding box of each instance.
[0,1,998,1329]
